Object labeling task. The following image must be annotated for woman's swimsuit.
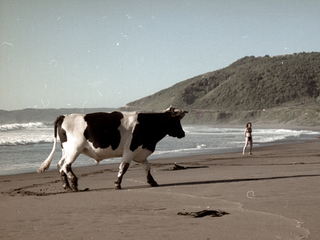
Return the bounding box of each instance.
[246,128,252,141]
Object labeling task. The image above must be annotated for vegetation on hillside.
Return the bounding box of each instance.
[126,52,320,112]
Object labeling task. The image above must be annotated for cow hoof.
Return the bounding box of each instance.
[71,185,79,192]
[150,182,159,187]
[63,185,72,191]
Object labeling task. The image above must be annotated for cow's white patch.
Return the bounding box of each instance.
[121,112,138,131]
[83,142,123,162]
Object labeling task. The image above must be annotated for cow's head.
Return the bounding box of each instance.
[164,107,188,139]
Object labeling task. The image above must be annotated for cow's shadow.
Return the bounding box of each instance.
[91,173,320,192]
[7,173,319,197]
[157,174,320,188]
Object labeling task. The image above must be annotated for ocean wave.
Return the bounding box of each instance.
[0,122,48,132]
[184,126,243,135]
[256,129,320,143]
[196,143,206,148]
[185,126,319,138]
[0,137,54,146]
[152,145,230,158]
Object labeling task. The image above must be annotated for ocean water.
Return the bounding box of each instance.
[0,122,319,176]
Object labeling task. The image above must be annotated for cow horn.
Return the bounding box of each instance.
[164,106,174,112]
[164,107,187,119]
[174,109,187,119]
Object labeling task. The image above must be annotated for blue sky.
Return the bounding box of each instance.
[1,0,319,110]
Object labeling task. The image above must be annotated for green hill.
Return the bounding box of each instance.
[123,52,320,126]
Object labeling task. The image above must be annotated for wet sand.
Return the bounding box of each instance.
[1,140,320,239]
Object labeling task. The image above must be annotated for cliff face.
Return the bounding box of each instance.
[122,52,320,126]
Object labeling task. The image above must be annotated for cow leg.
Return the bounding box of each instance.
[147,171,158,187]
[58,149,80,191]
[57,154,72,190]
[140,160,159,187]
[66,164,78,191]
[61,171,72,190]
[57,163,72,190]
[114,162,130,190]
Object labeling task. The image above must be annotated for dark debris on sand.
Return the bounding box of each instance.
[178,210,229,218]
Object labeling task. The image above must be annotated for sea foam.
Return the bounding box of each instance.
[0,122,47,132]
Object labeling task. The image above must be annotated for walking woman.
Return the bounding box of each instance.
[243,122,253,155]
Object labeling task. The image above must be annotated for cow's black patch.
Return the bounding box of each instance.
[84,112,123,149]
[55,115,67,148]
[130,112,172,152]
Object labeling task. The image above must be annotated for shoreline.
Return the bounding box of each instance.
[0,129,320,176]
[1,135,318,177]
[1,123,319,176]
[1,140,320,239]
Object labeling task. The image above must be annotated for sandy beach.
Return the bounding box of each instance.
[1,140,320,240]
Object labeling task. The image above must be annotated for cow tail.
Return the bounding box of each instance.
[37,116,62,173]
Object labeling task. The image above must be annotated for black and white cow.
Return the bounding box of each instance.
[38,107,187,191]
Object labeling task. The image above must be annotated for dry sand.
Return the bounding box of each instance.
[1,140,320,240]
